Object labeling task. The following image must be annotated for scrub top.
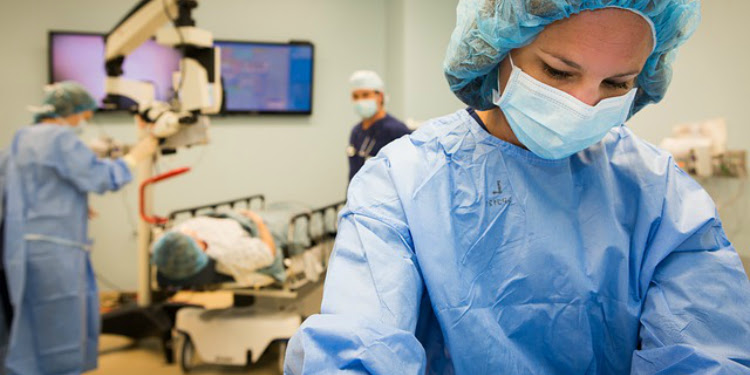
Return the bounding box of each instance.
[348,114,411,181]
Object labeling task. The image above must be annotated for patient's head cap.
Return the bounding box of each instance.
[152,232,209,280]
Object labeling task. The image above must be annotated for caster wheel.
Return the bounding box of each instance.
[180,334,199,373]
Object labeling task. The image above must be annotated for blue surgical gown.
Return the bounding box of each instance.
[285,109,750,374]
[1,124,132,375]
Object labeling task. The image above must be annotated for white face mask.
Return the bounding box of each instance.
[354,99,378,119]
[493,56,637,160]
[75,119,88,133]
[64,118,87,135]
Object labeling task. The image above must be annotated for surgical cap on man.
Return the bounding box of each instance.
[350,70,385,92]
[31,81,98,123]
[443,0,701,114]
[151,232,210,280]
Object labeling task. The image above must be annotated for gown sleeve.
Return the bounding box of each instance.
[48,128,132,194]
[631,162,750,374]
[285,155,427,375]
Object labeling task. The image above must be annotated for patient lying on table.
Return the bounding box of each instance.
[152,210,278,286]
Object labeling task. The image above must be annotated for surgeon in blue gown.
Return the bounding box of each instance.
[285,1,750,374]
[1,81,157,374]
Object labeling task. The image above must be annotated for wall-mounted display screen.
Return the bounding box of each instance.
[49,31,314,115]
[49,31,181,108]
[217,41,314,114]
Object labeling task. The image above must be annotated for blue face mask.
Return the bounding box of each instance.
[493,56,637,160]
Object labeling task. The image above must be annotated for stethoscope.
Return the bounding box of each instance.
[347,126,382,159]
[346,137,376,159]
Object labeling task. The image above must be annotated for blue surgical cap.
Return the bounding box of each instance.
[151,232,210,280]
[31,81,98,123]
[443,0,701,114]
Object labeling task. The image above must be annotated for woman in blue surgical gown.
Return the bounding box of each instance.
[0,82,157,375]
[285,1,750,374]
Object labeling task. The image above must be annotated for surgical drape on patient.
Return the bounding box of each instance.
[284,110,750,374]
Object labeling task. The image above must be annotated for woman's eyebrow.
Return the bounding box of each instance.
[539,48,641,78]
[609,70,641,78]
[539,49,582,70]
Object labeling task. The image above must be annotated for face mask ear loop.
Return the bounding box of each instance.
[508,53,516,68]
[496,52,517,101]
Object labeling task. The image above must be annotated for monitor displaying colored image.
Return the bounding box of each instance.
[49,32,315,115]
[217,41,314,114]
[49,32,181,109]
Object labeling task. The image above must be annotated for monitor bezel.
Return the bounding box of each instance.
[215,39,315,116]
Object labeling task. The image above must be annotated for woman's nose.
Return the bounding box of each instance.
[566,84,601,107]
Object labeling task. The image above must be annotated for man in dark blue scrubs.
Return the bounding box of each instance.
[347,70,411,181]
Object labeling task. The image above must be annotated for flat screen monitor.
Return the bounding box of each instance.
[48,31,181,109]
[49,32,314,115]
[216,41,314,114]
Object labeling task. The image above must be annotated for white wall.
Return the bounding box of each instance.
[401,0,465,122]
[386,0,464,123]
[0,0,387,290]
[385,0,407,118]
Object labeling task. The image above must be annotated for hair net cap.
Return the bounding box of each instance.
[151,232,210,280]
[350,70,385,92]
[443,0,701,114]
[30,81,98,123]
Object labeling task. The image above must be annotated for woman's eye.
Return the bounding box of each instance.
[543,64,573,80]
[603,80,631,90]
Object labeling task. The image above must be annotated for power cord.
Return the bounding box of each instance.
[95,272,126,292]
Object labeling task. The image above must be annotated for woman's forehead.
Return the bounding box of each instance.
[535,8,654,61]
